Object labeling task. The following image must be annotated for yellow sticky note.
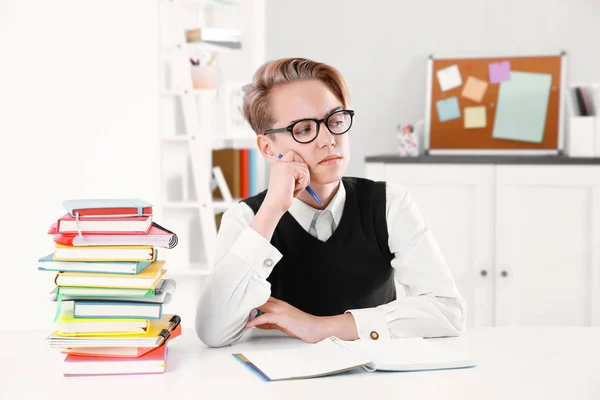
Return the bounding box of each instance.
[464,106,487,129]
[461,76,489,103]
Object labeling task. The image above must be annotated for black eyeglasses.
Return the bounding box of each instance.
[263,109,355,144]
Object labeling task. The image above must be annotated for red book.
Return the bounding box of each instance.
[52,213,153,235]
[240,149,249,198]
[63,344,168,376]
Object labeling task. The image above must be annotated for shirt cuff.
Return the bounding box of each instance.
[230,226,282,279]
[346,308,391,341]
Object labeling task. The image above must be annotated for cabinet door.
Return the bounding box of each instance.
[366,163,496,327]
[495,166,600,327]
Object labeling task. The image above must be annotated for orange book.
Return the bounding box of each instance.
[61,325,181,358]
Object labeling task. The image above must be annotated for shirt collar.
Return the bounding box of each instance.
[288,180,346,230]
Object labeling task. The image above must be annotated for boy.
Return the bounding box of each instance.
[195,57,466,347]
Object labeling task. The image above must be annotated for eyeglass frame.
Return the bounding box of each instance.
[263,109,355,144]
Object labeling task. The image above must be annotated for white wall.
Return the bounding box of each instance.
[266,0,600,177]
[0,1,160,330]
[2,0,599,331]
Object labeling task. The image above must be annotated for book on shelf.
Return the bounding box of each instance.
[239,149,249,198]
[213,148,241,199]
[185,27,242,49]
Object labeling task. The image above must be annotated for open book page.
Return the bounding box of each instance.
[234,337,371,381]
[343,338,476,372]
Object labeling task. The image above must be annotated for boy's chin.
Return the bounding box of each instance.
[312,171,345,186]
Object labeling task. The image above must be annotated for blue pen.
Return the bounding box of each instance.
[277,153,323,205]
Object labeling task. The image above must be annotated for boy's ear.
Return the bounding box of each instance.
[257,135,277,163]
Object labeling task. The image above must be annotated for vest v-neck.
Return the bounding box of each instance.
[241,177,396,316]
[281,191,352,245]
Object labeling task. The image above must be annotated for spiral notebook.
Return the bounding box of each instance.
[234,336,476,381]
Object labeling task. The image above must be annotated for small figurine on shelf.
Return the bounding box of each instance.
[397,123,418,157]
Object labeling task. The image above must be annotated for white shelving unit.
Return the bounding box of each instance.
[158,0,266,275]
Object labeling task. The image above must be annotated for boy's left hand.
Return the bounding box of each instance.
[245,297,328,343]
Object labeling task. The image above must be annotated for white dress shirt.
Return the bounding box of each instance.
[195,181,467,347]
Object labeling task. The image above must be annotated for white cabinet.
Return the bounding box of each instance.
[495,166,600,327]
[366,162,600,327]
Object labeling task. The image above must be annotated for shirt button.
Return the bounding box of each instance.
[370,331,379,340]
[263,258,273,267]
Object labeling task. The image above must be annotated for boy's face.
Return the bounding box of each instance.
[259,79,350,185]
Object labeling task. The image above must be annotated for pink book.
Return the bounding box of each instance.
[52,222,178,248]
[63,344,168,377]
[54,213,153,234]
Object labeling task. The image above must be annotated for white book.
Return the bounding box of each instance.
[234,336,476,381]
[53,245,155,262]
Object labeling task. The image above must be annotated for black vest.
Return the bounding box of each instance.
[241,177,396,316]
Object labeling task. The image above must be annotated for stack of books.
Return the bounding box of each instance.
[38,199,182,377]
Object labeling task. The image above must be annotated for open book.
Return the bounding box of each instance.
[234,336,476,381]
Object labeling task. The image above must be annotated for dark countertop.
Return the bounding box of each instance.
[364,154,600,165]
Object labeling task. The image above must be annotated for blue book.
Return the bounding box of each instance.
[37,253,154,275]
[249,148,258,196]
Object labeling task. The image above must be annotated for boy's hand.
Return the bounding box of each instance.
[262,151,310,215]
[245,297,328,343]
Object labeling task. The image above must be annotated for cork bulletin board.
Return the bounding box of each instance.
[424,53,566,154]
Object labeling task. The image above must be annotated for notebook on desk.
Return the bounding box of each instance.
[234,336,476,381]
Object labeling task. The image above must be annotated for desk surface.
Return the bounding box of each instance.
[1,327,599,400]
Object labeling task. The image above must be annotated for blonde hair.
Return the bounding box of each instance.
[242,57,350,135]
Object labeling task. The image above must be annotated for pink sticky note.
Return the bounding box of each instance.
[489,61,511,84]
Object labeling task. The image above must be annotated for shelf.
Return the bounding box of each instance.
[211,134,256,150]
[163,201,200,208]
[163,199,239,213]
[165,0,238,9]
[213,199,240,212]
[161,41,238,54]
[160,88,217,97]
[161,134,257,150]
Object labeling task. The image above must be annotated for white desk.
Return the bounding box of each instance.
[1,327,599,400]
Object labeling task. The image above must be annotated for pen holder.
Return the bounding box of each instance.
[190,66,216,89]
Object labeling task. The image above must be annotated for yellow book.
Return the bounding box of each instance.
[53,244,156,262]
[47,314,181,347]
[55,260,166,289]
[56,305,150,337]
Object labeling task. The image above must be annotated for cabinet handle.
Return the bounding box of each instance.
[480,270,488,277]
[501,270,508,278]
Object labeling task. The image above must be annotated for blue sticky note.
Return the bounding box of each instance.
[436,97,461,122]
[492,72,552,143]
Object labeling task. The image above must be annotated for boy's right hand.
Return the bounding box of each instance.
[262,150,310,215]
